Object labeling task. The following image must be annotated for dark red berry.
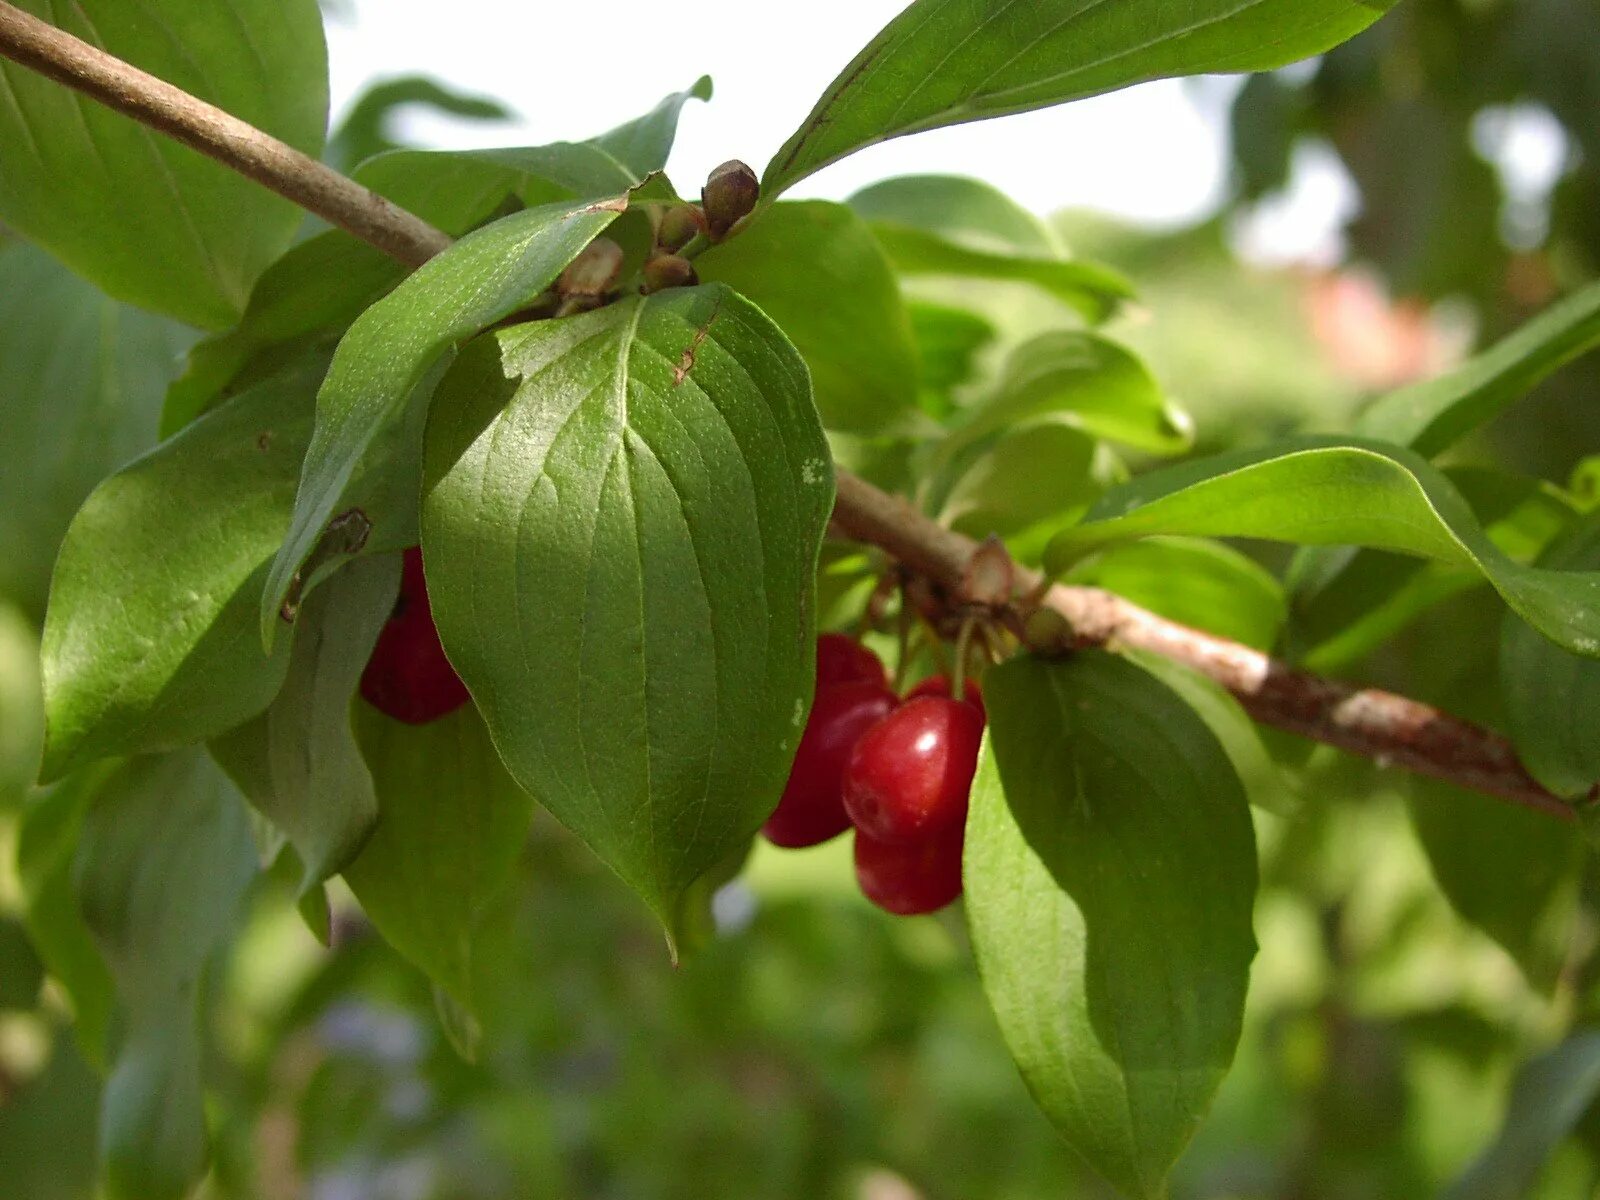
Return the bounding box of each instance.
[842,696,985,844]
[906,673,986,721]
[854,826,964,915]
[816,633,888,691]
[763,681,897,848]
[359,547,471,725]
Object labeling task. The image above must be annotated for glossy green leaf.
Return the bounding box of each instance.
[1502,514,1600,798]
[74,748,258,1200]
[1290,470,1577,671]
[344,702,534,1028]
[41,358,326,780]
[15,765,119,1066]
[1446,1032,1600,1200]
[421,286,833,938]
[263,196,628,643]
[766,0,1394,195]
[0,242,194,617]
[1410,778,1582,988]
[1065,537,1287,652]
[849,174,1063,256]
[863,222,1132,321]
[967,652,1257,1198]
[1359,279,1600,456]
[696,201,923,436]
[0,0,328,328]
[210,554,398,895]
[1044,436,1600,658]
[954,331,1190,455]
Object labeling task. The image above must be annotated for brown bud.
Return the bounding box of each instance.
[961,535,1015,608]
[643,253,698,293]
[702,159,759,241]
[657,203,705,253]
[557,237,624,298]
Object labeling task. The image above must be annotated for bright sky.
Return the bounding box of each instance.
[323,0,1235,226]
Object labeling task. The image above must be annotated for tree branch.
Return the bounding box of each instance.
[0,3,1579,822]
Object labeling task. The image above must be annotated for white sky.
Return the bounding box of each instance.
[323,0,1234,226]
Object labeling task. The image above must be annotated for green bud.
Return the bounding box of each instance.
[643,253,698,293]
[701,159,759,241]
[557,237,624,298]
[656,204,704,253]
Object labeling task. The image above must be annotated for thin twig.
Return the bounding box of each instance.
[0,4,1578,821]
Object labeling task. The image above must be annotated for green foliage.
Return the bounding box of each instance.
[421,287,832,939]
[967,652,1257,1197]
[0,0,328,328]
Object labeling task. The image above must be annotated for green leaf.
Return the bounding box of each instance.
[1358,279,1600,456]
[967,652,1257,1198]
[862,222,1132,321]
[907,300,997,400]
[0,603,44,810]
[696,201,923,436]
[15,766,119,1066]
[1065,538,1287,652]
[344,702,534,1027]
[1290,469,1578,671]
[0,242,194,617]
[953,331,1191,455]
[1044,436,1600,659]
[1446,1032,1600,1200]
[848,174,1064,257]
[1409,779,1582,989]
[1502,514,1600,798]
[74,748,258,1200]
[210,554,398,896]
[328,75,513,171]
[936,423,1102,545]
[0,0,329,328]
[41,357,326,780]
[262,196,629,643]
[421,285,833,939]
[765,0,1393,195]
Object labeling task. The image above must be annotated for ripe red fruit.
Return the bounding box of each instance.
[842,696,985,844]
[815,632,887,690]
[359,547,471,725]
[763,681,897,848]
[854,826,964,915]
[906,673,986,721]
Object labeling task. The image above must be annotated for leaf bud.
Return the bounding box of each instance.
[657,203,705,253]
[643,253,698,293]
[558,237,624,298]
[701,159,759,241]
[961,535,1015,608]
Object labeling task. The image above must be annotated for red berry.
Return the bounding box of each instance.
[906,673,986,721]
[763,681,897,848]
[815,633,887,690]
[359,547,471,725]
[854,826,964,915]
[842,696,985,844]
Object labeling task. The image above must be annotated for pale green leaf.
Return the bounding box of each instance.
[421,286,833,938]
[967,651,1257,1198]
[0,0,328,328]
[262,196,629,643]
[41,358,325,780]
[849,174,1064,256]
[0,603,43,810]
[765,0,1394,195]
[697,200,923,436]
[1045,437,1600,658]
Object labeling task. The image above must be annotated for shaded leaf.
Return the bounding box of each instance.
[263,196,629,642]
[0,0,328,328]
[1044,437,1600,658]
[0,602,43,809]
[421,286,832,939]
[41,358,326,779]
[766,0,1394,195]
[849,174,1064,256]
[697,201,923,436]
[967,651,1257,1198]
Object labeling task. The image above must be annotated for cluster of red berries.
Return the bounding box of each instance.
[763,634,986,916]
[360,546,471,725]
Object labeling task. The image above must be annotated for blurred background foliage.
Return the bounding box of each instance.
[6,1,1600,1196]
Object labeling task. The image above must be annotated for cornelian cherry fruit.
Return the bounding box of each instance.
[842,695,985,844]
[763,681,898,848]
[815,632,888,690]
[359,547,472,725]
[906,673,985,721]
[854,826,964,915]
